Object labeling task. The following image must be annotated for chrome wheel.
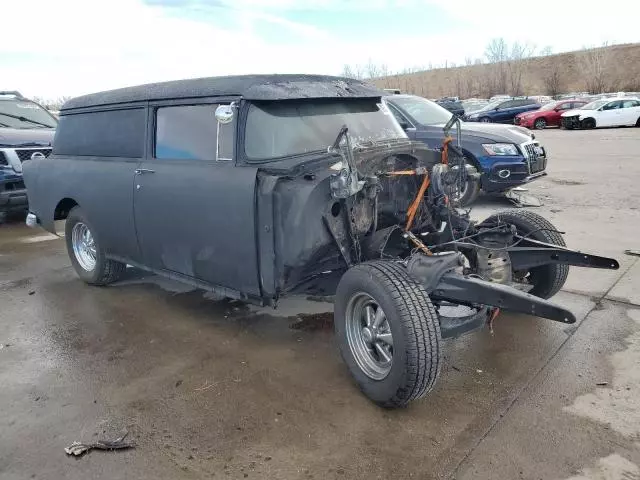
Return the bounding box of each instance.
[345,292,393,380]
[71,222,97,272]
[534,118,547,130]
[451,179,468,203]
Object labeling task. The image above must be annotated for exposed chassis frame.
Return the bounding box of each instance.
[406,237,619,337]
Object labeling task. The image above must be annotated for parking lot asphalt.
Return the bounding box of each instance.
[1,128,639,480]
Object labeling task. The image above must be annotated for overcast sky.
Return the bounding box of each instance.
[2,0,639,98]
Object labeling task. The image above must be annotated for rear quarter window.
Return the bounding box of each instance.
[53,108,145,157]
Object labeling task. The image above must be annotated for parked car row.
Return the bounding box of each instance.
[560,97,640,129]
[515,99,589,129]
[464,98,541,124]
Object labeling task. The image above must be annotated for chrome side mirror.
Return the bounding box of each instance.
[215,104,234,124]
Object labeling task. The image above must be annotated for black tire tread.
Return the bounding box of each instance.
[339,261,441,407]
[488,209,568,299]
[65,206,125,286]
[96,259,126,285]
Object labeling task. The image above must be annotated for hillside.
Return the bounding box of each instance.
[371,43,640,99]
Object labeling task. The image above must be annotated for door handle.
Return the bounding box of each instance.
[135,168,155,175]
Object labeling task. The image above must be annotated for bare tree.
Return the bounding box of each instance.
[543,62,564,97]
[378,64,392,87]
[485,38,508,94]
[580,43,612,94]
[540,46,553,56]
[31,96,72,110]
[364,59,381,79]
[454,70,464,98]
[340,64,358,79]
[507,41,535,95]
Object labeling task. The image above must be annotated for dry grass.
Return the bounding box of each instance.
[372,43,640,98]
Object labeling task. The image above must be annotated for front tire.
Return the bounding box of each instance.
[453,166,481,207]
[534,118,547,130]
[65,206,125,285]
[335,261,441,408]
[484,210,568,299]
[479,117,491,123]
[582,118,596,129]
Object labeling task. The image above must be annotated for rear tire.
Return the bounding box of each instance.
[534,118,547,130]
[65,206,125,285]
[335,261,441,408]
[484,210,568,299]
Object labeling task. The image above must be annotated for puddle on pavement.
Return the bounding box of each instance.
[565,309,640,437]
[563,454,640,480]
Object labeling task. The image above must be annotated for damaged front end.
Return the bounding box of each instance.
[321,123,619,338]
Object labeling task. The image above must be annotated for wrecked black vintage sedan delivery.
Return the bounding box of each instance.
[23,75,619,408]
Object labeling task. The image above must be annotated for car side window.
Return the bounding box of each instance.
[386,102,412,127]
[602,101,622,111]
[558,103,572,110]
[498,101,513,109]
[53,109,145,157]
[622,100,640,108]
[155,104,234,161]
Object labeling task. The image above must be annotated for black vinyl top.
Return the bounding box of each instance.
[61,74,383,111]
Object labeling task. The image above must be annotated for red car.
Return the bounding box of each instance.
[515,99,589,129]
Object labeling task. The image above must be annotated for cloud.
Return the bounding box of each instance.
[2,0,639,98]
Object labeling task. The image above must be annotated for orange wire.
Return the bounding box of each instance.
[405,174,430,231]
[442,136,453,165]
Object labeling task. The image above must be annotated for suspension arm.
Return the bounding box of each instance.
[507,247,619,271]
[430,273,577,324]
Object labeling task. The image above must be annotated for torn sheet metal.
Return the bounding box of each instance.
[505,188,543,207]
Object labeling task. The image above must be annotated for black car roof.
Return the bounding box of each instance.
[61,74,383,111]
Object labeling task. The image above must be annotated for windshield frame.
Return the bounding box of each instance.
[0,98,58,129]
[385,95,454,126]
[242,98,407,163]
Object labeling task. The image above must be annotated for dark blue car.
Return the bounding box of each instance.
[0,92,57,222]
[464,98,540,123]
[383,94,547,205]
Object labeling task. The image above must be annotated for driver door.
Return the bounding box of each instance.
[133,100,261,296]
[598,100,623,127]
